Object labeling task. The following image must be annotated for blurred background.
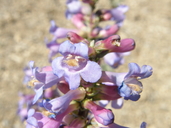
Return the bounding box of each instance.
[0,0,171,127]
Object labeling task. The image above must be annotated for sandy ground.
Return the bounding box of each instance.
[0,0,171,128]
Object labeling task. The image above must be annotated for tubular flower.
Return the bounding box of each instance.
[52,40,102,90]
[94,35,135,54]
[26,102,79,128]
[43,88,86,114]
[83,99,114,126]
[28,61,59,104]
[101,63,152,101]
[119,63,153,100]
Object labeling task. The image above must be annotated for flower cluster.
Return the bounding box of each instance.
[18,0,152,128]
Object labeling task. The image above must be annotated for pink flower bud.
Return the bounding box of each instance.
[67,31,89,44]
[94,35,135,53]
[83,100,114,126]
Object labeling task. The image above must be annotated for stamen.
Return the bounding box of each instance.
[42,111,56,119]
[64,59,79,67]
[75,56,85,62]
[28,78,39,87]
[113,40,120,47]
[66,54,73,59]
[127,83,142,93]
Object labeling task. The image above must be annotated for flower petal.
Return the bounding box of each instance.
[27,117,38,127]
[52,57,65,78]
[65,72,81,90]
[59,40,89,58]
[27,109,35,117]
[80,61,102,83]
[33,86,44,104]
[99,100,110,107]
[125,63,153,79]
[74,42,89,59]
[124,63,141,78]
[59,40,76,56]
[111,98,123,109]
[100,71,126,86]
[140,65,153,79]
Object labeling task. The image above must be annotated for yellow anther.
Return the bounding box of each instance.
[127,83,142,93]
[113,40,120,47]
[64,59,79,67]
[28,79,39,87]
[42,111,56,118]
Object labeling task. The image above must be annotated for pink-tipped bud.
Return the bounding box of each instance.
[83,100,114,126]
[67,32,89,44]
[94,35,135,53]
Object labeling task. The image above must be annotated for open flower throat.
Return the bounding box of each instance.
[62,54,87,70]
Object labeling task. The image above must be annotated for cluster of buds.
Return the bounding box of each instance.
[18,0,152,128]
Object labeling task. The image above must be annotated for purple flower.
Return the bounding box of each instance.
[26,103,79,128]
[43,88,85,114]
[28,61,59,104]
[83,99,114,126]
[119,63,153,100]
[104,52,130,68]
[52,40,102,90]
[100,63,152,101]
[109,5,129,27]
[49,20,75,40]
